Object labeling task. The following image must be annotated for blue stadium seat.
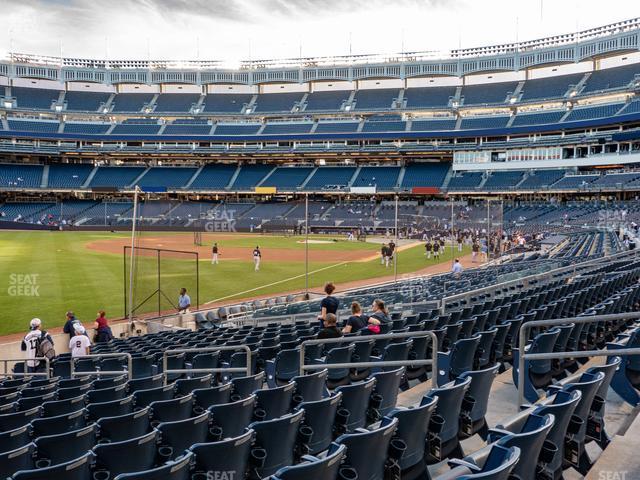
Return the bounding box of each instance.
[529,389,582,479]
[458,364,500,440]
[133,385,174,408]
[296,392,342,455]
[437,335,481,384]
[547,371,604,474]
[231,372,265,400]
[0,443,35,478]
[315,344,354,389]
[0,424,31,453]
[31,409,86,437]
[254,382,295,421]
[291,369,329,403]
[335,416,399,480]
[190,430,255,480]
[0,407,40,431]
[248,409,305,479]
[388,395,438,474]
[335,377,377,433]
[96,407,151,442]
[440,444,520,480]
[371,367,404,417]
[174,375,211,396]
[12,451,95,480]
[156,411,211,461]
[87,395,135,421]
[42,394,86,417]
[266,348,301,387]
[272,443,348,480]
[150,394,194,424]
[87,384,128,404]
[112,451,193,480]
[128,374,163,392]
[512,328,561,403]
[192,383,233,414]
[93,431,159,479]
[425,376,472,463]
[34,424,98,468]
[488,413,555,480]
[209,395,257,439]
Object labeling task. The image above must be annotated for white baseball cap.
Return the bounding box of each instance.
[74,324,86,334]
[30,318,42,329]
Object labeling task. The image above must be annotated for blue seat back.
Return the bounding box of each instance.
[336,416,399,480]
[388,395,438,470]
[272,443,347,480]
[249,409,305,478]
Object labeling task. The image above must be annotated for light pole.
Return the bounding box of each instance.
[394,195,399,284]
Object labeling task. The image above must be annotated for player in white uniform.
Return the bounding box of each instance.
[69,324,91,358]
[253,246,261,271]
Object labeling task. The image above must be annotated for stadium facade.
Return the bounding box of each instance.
[0,17,640,228]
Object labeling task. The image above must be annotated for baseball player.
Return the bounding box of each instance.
[253,246,261,271]
[211,242,219,265]
[425,239,432,259]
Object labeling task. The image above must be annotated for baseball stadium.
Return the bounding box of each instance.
[1,1,640,479]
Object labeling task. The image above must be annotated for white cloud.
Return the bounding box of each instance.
[0,0,639,61]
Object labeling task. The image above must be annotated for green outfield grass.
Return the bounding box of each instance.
[0,231,467,336]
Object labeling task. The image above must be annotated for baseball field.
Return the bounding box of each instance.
[0,230,468,336]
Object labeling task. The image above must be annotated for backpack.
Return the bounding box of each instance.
[36,331,56,361]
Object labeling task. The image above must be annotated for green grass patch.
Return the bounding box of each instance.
[0,231,465,336]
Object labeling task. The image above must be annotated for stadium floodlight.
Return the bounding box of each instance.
[54,104,63,112]
[3,100,12,109]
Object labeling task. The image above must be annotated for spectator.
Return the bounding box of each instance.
[69,324,91,358]
[21,318,54,373]
[94,310,114,343]
[452,258,463,277]
[178,287,191,314]
[343,301,369,334]
[318,282,339,327]
[366,299,390,334]
[317,313,343,339]
[63,311,81,340]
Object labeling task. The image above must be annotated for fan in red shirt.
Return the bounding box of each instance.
[94,310,113,343]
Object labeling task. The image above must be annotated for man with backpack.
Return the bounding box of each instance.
[21,318,55,373]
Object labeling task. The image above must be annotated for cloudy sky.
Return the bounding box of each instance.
[1,0,640,62]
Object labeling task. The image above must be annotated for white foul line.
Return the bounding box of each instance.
[204,261,348,305]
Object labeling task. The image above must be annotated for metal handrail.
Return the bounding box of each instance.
[70,353,133,380]
[161,346,252,385]
[517,311,640,406]
[1,357,50,378]
[298,330,439,388]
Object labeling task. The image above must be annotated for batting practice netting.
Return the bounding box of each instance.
[123,195,200,320]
